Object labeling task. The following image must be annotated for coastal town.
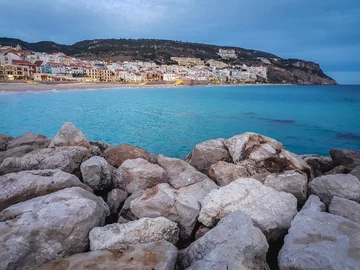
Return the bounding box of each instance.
[0,45,267,85]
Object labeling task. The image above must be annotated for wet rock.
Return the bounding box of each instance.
[0,134,13,151]
[300,154,334,177]
[49,122,91,148]
[264,170,308,204]
[158,154,211,188]
[209,161,250,186]
[106,188,128,215]
[330,148,360,170]
[7,132,50,150]
[329,196,360,223]
[308,174,360,205]
[115,158,167,194]
[179,211,269,270]
[185,139,231,175]
[302,195,326,212]
[80,156,112,191]
[32,241,178,270]
[131,180,218,240]
[103,144,157,168]
[0,169,92,211]
[199,178,297,241]
[0,146,90,175]
[350,165,360,180]
[0,187,109,270]
[89,141,110,156]
[278,199,360,269]
[89,217,179,250]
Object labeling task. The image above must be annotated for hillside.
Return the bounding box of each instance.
[0,37,336,84]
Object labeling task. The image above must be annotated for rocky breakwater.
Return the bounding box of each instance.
[0,123,359,269]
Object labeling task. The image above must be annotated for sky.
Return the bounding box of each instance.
[1,0,359,84]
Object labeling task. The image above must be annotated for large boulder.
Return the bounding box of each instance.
[0,134,13,151]
[0,187,109,270]
[278,197,360,269]
[198,178,298,241]
[89,141,110,156]
[80,156,112,191]
[103,144,157,168]
[89,217,179,250]
[264,170,308,204]
[106,188,128,215]
[179,211,269,270]
[324,165,351,175]
[223,132,311,177]
[32,241,178,270]
[185,139,231,175]
[119,190,144,221]
[308,174,360,205]
[7,132,50,150]
[0,145,46,164]
[329,196,360,223]
[158,154,211,188]
[131,180,218,240]
[300,154,334,177]
[115,158,167,194]
[0,146,90,175]
[330,149,360,170]
[49,122,91,149]
[350,165,360,180]
[209,161,249,186]
[0,169,92,211]
[301,195,326,212]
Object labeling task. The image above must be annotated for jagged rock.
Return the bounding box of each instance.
[278,198,360,269]
[308,174,360,205]
[89,217,179,250]
[7,132,50,150]
[115,158,167,194]
[330,148,360,170]
[0,169,92,211]
[0,187,109,270]
[119,190,144,221]
[185,139,231,175]
[117,216,130,223]
[198,178,297,241]
[300,154,334,177]
[158,154,210,188]
[223,132,311,177]
[0,145,45,164]
[350,165,360,180]
[89,141,110,156]
[0,146,90,175]
[80,156,112,191]
[131,180,218,240]
[302,195,326,212]
[103,144,157,168]
[324,165,352,175]
[106,188,128,214]
[264,170,308,204]
[195,225,211,240]
[0,134,13,151]
[49,122,91,148]
[329,196,360,223]
[179,211,269,270]
[209,161,249,186]
[32,241,178,270]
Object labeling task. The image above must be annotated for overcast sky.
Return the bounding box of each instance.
[1,0,359,84]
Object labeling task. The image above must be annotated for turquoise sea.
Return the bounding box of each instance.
[0,85,359,158]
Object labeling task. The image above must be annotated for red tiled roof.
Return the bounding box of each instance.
[45,62,65,67]
[34,61,44,66]
[12,60,34,66]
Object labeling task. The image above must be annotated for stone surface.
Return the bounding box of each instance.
[0,169,92,211]
[0,145,46,164]
[329,196,360,223]
[106,188,128,214]
[199,178,298,241]
[89,217,179,250]
[223,132,311,177]
[89,141,110,156]
[264,170,308,204]
[330,148,360,170]
[179,211,269,270]
[158,154,211,188]
[49,122,91,148]
[278,201,360,270]
[302,195,326,212]
[350,165,360,180]
[103,144,157,168]
[0,134,13,151]
[80,156,112,191]
[32,241,178,270]
[209,161,250,186]
[116,158,167,194]
[300,154,334,177]
[0,146,90,175]
[119,190,144,221]
[131,180,218,240]
[185,139,231,175]
[0,187,109,270]
[309,174,360,205]
[7,132,50,150]
[194,225,211,240]
[324,165,351,175]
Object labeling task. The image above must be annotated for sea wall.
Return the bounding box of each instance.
[0,122,359,269]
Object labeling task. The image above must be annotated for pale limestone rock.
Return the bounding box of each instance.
[49,122,90,148]
[106,188,128,214]
[329,196,360,223]
[80,156,112,191]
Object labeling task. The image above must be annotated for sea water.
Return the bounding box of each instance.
[0,85,359,158]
